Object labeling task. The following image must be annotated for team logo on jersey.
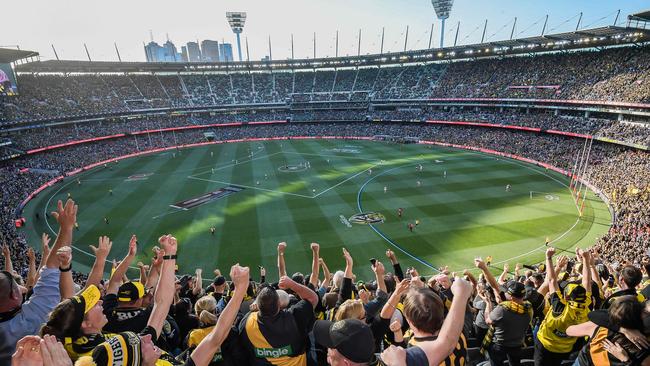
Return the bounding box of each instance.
[349,212,386,225]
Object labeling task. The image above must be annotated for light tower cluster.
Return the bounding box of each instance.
[431,0,454,48]
[226,12,247,61]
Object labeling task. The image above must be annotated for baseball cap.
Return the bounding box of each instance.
[313,319,375,363]
[506,281,526,298]
[117,281,146,302]
[62,285,102,340]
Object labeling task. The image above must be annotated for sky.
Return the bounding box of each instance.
[2,0,647,62]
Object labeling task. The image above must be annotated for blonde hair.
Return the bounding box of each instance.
[74,356,97,366]
[335,299,365,321]
[195,296,218,326]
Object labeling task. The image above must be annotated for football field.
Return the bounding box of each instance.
[21,139,612,280]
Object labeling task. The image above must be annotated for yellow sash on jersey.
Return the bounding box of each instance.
[245,312,306,366]
[589,327,610,366]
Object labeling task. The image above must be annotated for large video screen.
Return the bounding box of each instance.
[0,63,18,96]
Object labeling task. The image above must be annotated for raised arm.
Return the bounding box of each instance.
[190,264,250,366]
[192,269,203,296]
[386,249,404,281]
[106,235,137,295]
[56,246,74,299]
[309,243,320,288]
[498,263,510,285]
[45,199,77,269]
[578,248,591,291]
[380,279,410,320]
[475,258,501,301]
[145,247,163,289]
[545,247,558,293]
[279,276,318,308]
[319,258,331,289]
[26,247,37,289]
[2,243,14,274]
[147,234,178,336]
[85,236,112,290]
[277,242,287,279]
[373,260,387,294]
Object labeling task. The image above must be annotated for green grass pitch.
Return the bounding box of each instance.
[21,139,612,281]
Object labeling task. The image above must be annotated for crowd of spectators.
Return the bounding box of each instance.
[0,117,649,365]
[2,45,649,124]
[6,109,649,152]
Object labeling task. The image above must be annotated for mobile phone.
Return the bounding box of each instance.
[370,258,377,266]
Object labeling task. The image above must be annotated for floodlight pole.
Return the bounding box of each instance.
[613,9,620,26]
[380,27,385,54]
[576,12,583,31]
[84,43,92,62]
[454,21,460,46]
[291,34,294,59]
[357,29,362,57]
[403,25,409,52]
[440,18,446,48]
[245,37,250,62]
[510,17,517,40]
[481,19,488,43]
[236,33,243,61]
[428,23,434,48]
[313,32,316,59]
[541,15,548,36]
[51,44,60,61]
[268,36,272,61]
[335,31,339,57]
[114,43,122,62]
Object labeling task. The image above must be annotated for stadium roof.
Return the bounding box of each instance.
[16,26,649,74]
[629,10,650,22]
[0,48,39,64]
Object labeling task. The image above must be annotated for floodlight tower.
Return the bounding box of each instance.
[226,12,247,61]
[431,0,454,48]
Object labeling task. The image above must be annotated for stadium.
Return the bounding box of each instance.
[0,2,649,366]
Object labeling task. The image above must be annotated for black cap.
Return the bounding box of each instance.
[117,281,145,302]
[506,280,526,298]
[313,319,375,363]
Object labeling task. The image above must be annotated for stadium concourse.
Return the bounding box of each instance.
[0,42,650,366]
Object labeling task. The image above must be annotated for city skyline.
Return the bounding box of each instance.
[1,0,647,62]
[145,39,234,62]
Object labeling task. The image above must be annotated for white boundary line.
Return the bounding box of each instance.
[313,163,380,198]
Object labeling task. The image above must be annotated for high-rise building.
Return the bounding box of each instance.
[144,41,163,62]
[201,40,220,62]
[181,46,189,62]
[219,43,234,62]
[162,40,180,62]
[187,42,202,62]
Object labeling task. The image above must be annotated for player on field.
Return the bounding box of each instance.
[444,170,447,178]
[408,223,414,232]
[398,208,403,218]
[104,217,109,225]
[506,184,512,192]
[384,186,387,193]
[415,219,420,226]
